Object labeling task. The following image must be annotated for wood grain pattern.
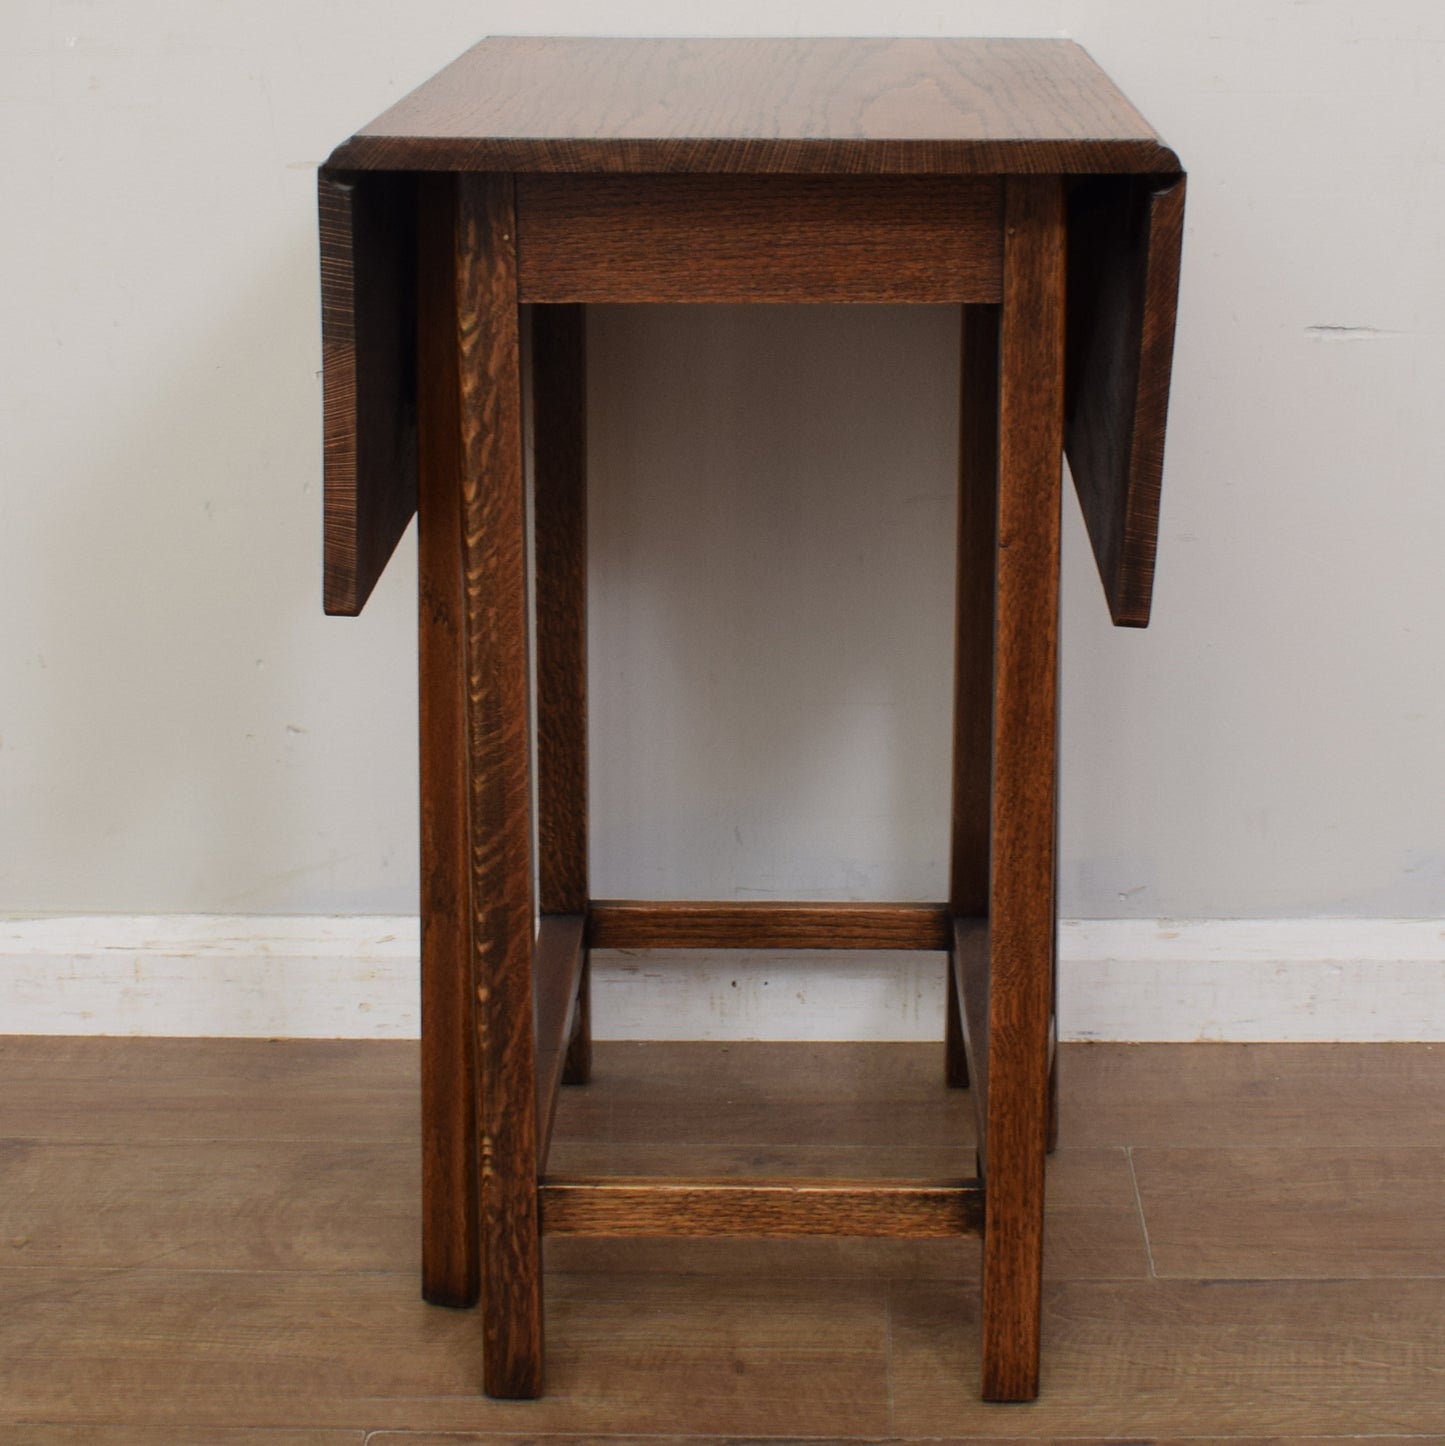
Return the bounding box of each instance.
[369,1438,1445,1446]
[891,1277,1445,1437]
[533,913,587,1170]
[947,303,1001,1093]
[361,1436,1445,1446]
[543,1142,1148,1285]
[1057,1042,1445,1149]
[326,38,1178,176]
[0,1045,1130,1294]
[0,1138,416,1273]
[1065,172,1186,626]
[6,1433,365,1445]
[12,1265,1444,1435]
[588,900,952,951]
[315,35,1191,1410]
[454,172,543,1399]
[1132,1146,1445,1280]
[319,168,417,616]
[979,175,1067,1403]
[545,1139,976,1183]
[540,1177,983,1239]
[516,176,1001,304]
[0,1268,891,1436]
[950,306,1001,920]
[415,173,479,1310]
[531,302,591,1087]
[0,1036,420,1142]
[378,1436,1445,1446]
[10,1040,1445,1433]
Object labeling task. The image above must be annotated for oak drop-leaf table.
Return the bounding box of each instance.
[317,35,1185,1404]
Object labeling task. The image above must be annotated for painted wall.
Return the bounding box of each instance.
[4,1,1443,924]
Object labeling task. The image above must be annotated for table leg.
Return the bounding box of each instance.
[980,175,1065,1404]
[423,172,546,1398]
[948,304,1001,1090]
[532,303,592,1084]
[417,176,479,1311]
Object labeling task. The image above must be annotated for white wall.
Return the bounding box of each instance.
[4,3,1444,940]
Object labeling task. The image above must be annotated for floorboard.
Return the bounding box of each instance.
[1133,1144,1445,1279]
[2,1035,1442,1439]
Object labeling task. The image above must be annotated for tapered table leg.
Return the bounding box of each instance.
[980,175,1065,1404]
[533,303,592,1085]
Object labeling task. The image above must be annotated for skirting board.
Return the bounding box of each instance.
[0,915,1442,1041]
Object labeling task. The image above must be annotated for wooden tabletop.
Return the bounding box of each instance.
[320,36,1185,627]
[326,36,1178,175]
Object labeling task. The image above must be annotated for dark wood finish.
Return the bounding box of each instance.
[319,169,417,616]
[944,962,970,1090]
[452,172,544,1400]
[516,176,1002,304]
[563,961,592,1087]
[326,38,1179,177]
[1065,173,1186,626]
[319,33,1187,1412]
[532,304,590,916]
[953,917,991,1169]
[531,302,591,1087]
[588,901,952,952]
[979,175,1066,1404]
[533,914,587,1168]
[322,43,1183,633]
[950,306,1001,920]
[415,173,478,1311]
[946,303,1001,1091]
[540,1177,983,1239]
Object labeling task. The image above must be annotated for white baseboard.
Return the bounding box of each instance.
[1,914,1441,1041]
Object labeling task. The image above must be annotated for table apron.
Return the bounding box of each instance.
[514,173,1004,304]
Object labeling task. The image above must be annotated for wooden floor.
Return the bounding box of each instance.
[2,1035,1443,1443]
